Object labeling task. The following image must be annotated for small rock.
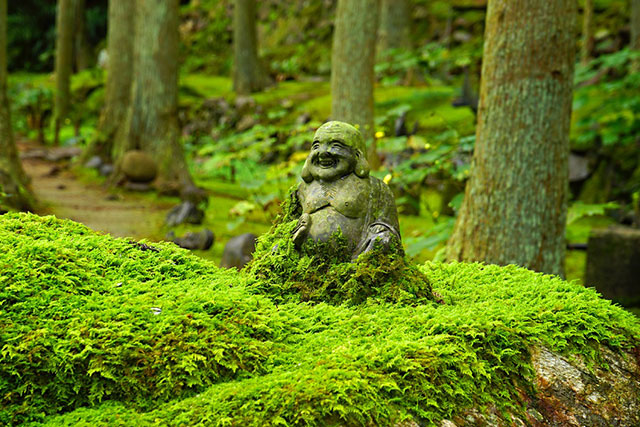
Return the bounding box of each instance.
[166,201,204,226]
[85,155,103,169]
[220,233,257,270]
[234,95,256,115]
[45,146,83,162]
[236,114,258,132]
[167,229,214,250]
[150,307,162,315]
[586,226,640,305]
[121,150,157,183]
[99,163,114,177]
[569,152,590,182]
[124,182,152,192]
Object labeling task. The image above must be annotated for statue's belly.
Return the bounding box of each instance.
[308,207,365,249]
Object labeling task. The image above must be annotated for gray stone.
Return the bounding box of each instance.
[291,121,401,259]
[165,201,204,227]
[99,163,114,177]
[220,233,257,270]
[121,150,157,183]
[569,153,590,182]
[586,226,640,305]
[167,229,214,250]
[85,155,103,169]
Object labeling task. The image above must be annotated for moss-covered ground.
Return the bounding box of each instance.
[2,213,639,426]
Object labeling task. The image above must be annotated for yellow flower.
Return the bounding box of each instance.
[383,174,392,184]
[375,131,385,139]
[424,143,431,150]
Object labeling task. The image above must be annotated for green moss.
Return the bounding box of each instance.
[1,213,640,426]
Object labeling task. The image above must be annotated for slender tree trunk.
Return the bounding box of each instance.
[581,0,594,64]
[632,0,640,73]
[113,0,195,195]
[233,0,269,94]
[377,0,410,56]
[331,0,380,165]
[54,0,74,145]
[0,0,34,212]
[83,0,134,162]
[73,0,90,72]
[446,0,577,276]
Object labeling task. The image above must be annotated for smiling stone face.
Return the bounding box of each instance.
[301,121,369,183]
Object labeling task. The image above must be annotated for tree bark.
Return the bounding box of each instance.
[113,0,195,195]
[632,0,640,73]
[446,0,577,276]
[377,0,410,56]
[0,0,34,212]
[581,0,594,64]
[233,0,269,95]
[73,0,90,72]
[331,0,380,164]
[54,0,74,145]
[83,0,134,162]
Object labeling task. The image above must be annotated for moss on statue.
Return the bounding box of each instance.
[1,213,640,426]
[247,188,434,305]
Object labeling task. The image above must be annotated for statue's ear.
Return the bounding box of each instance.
[301,156,313,183]
[354,150,370,178]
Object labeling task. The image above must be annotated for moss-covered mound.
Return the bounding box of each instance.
[1,213,640,426]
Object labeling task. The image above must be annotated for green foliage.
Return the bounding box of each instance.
[1,213,640,425]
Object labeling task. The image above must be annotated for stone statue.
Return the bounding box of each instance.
[291,121,401,259]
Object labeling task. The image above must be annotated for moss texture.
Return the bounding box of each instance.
[1,213,639,426]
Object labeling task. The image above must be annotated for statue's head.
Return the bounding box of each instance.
[301,121,370,183]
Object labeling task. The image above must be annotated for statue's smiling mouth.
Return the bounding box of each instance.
[316,156,337,168]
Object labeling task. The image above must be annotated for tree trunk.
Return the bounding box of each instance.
[0,0,34,212]
[54,0,74,145]
[446,0,577,276]
[83,0,134,162]
[113,0,195,195]
[73,0,90,72]
[632,0,640,73]
[377,0,410,56]
[581,0,594,64]
[233,0,269,95]
[331,0,380,165]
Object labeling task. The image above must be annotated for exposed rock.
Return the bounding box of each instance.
[236,114,258,131]
[84,155,103,169]
[586,226,640,306]
[234,95,256,116]
[165,201,204,227]
[447,346,640,426]
[121,150,157,183]
[99,163,114,177]
[569,152,590,182]
[124,182,152,192]
[220,233,257,269]
[167,229,214,250]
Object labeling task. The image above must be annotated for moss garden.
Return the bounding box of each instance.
[1,212,639,426]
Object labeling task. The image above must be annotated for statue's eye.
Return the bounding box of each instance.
[312,141,320,149]
[331,141,344,149]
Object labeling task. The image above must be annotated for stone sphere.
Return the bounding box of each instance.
[121,150,158,183]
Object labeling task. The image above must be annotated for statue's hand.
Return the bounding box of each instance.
[353,223,398,260]
[292,213,311,248]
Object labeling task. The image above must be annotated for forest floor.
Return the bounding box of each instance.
[18,139,173,241]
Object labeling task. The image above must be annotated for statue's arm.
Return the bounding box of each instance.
[290,186,310,248]
[353,179,402,259]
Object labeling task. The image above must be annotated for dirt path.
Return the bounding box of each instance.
[19,140,173,241]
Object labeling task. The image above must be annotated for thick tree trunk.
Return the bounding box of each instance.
[114,0,195,195]
[83,0,134,162]
[446,0,577,276]
[331,0,380,163]
[377,0,410,56]
[73,0,90,72]
[581,0,594,64]
[233,0,269,95]
[632,0,640,73]
[0,0,34,212]
[54,0,74,146]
